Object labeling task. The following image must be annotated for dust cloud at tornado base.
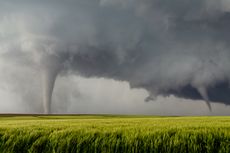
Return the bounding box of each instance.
[0,0,230,114]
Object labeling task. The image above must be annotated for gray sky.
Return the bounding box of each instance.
[0,0,230,115]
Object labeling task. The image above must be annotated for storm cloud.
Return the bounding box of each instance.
[1,0,230,114]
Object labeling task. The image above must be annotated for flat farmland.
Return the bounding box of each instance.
[0,115,229,153]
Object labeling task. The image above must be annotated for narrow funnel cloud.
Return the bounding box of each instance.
[197,87,212,111]
[41,54,62,114]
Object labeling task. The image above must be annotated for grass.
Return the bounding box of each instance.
[0,115,229,153]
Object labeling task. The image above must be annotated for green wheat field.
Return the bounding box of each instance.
[0,115,229,153]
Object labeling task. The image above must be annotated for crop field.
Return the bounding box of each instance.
[0,115,229,153]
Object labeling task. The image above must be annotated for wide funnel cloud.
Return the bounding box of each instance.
[1,0,230,113]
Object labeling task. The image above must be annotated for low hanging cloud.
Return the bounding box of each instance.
[1,0,230,113]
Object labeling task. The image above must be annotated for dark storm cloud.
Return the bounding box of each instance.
[1,0,230,113]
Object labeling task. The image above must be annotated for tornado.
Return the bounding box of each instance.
[2,0,230,115]
[41,54,62,114]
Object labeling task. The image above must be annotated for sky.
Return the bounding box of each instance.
[0,0,230,115]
